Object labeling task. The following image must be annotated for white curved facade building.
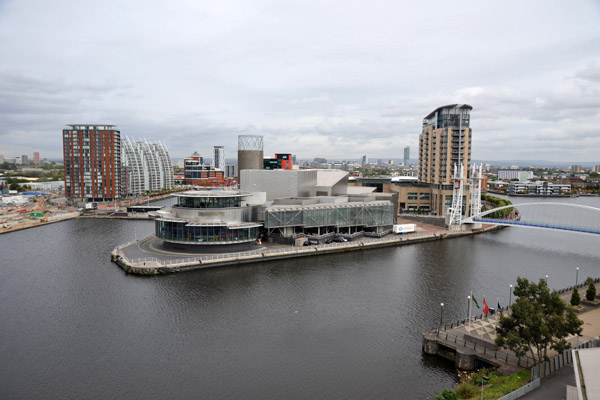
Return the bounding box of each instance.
[121,137,174,196]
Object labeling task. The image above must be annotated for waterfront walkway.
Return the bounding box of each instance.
[112,219,498,275]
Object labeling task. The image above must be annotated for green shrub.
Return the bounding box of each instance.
[586,278,597,301]
[571,288,581,306]
[456,382,478,399]
[434,389,457,400]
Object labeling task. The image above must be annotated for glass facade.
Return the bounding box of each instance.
[176,195,242,209]
[265,203,393,229]
[156,220,259,243]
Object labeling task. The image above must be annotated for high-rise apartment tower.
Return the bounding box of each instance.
[419,104,472,185]
[418,105,472,216]
[121,137,174,196]
[63,124,121,201]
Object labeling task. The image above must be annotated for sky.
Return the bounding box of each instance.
[1,0,600,163]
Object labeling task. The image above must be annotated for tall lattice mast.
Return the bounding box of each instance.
[449,163,464,225]
[470,164,483,218]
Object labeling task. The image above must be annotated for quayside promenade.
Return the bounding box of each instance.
[422,279,600,376]
[111,219,501,275]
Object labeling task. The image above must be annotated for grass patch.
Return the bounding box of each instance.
[433,369,531,399]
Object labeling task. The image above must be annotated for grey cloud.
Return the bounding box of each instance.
[1,0,600,162]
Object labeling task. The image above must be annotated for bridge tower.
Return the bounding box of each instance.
[470,164,483,218]
[448,163,464,226]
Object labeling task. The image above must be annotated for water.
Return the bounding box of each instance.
[1,197,599,399]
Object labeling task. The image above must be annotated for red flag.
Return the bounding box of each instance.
[483,297,490,314]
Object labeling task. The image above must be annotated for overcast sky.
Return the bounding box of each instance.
[1,0,600,163]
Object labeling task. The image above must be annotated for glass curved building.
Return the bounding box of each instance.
[155,190,262,250]
[121,137,174,196]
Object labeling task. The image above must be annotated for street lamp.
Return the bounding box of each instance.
[467,296,471,320]
[440,303,444,326]
[509,285,513,307]
[576,267,580,287]
[546,275,549,285]
[481,375,490,400]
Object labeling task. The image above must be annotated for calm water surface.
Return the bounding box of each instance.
[1,197,599,399]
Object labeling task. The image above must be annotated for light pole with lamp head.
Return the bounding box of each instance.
[440,303,444,327]
[481,375,489,399]
[509,284,513,308]
[576,267,579,286]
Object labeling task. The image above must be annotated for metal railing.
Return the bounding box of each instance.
[433,328,536,368]
[497,379,540,400]
[530,336,600,380]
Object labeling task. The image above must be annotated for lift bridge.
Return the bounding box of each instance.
[449,164,600,236]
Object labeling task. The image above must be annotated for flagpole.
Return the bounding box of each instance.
[469,291,472,328]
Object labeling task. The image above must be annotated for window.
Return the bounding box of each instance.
[408,192,418,200]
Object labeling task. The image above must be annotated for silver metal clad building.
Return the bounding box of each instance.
[238,135,263,184]
[240,169,349,200]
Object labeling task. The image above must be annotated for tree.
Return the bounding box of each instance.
[571,288,581,306]
[495,277,583,363]
[586,278,597,301]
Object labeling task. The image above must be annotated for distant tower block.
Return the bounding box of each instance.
[238,135,264,178]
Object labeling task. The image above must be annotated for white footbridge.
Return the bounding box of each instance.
[448,163,600,236]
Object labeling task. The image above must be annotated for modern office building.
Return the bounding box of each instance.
[498,169,533,181]
[508,181,571,195]
[33,152,40,165]
[183,152,236,187]
[121,137,174,196]
[21,155,28,165]
[225,164,237,178]
[263,153,292,170]
[403,146,410,167]
[63,124,121,201]
[213,146,225,171]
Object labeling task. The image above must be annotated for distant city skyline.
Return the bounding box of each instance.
[1,1,599,162]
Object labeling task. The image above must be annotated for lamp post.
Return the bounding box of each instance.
[509,284,513,307]
[440,303,444,327]
[481,375,490,400]
[467,295,471,320]
[546,275,549,286]
[576,267,580,287]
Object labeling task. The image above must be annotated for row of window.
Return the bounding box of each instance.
[264,205,393,229]
[407,193,431,200]
[155,220,259,243]
[177,196,242,209]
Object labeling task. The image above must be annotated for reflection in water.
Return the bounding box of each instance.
[1,196,599,399]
